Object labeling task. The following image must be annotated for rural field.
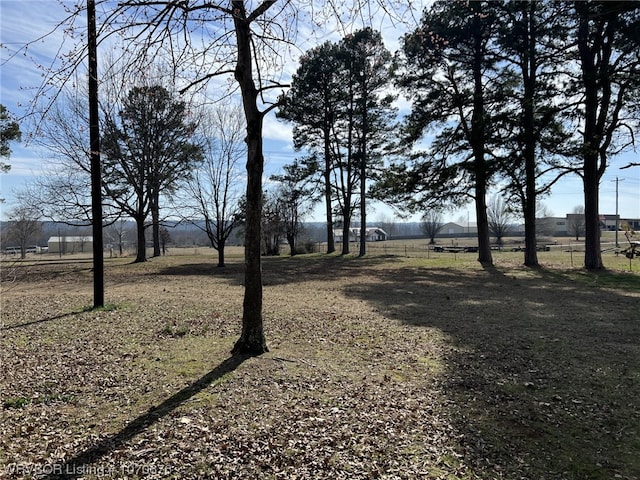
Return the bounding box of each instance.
[1,243,639,479]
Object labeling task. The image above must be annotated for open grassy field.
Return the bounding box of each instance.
[1,248,639,479]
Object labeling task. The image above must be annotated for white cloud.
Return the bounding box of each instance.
[263,117,293,143]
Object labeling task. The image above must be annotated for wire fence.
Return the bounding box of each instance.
[355,240,638,271]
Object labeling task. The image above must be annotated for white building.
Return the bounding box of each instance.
[47,236,93,254]
[335,227,387,243]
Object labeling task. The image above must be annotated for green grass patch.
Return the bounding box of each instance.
[2,396,31,409]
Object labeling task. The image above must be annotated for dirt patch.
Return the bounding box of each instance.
[1,253,639,479]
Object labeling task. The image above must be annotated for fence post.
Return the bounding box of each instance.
[570,244,573,267]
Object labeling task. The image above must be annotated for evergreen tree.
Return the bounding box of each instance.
[278,41,344,254]
[279,28,395,256]
[495,0,574,267]
[571,1,640,270]
[270,159,319,256]
[339,28,396,257]
[393,1,504,266]
[0,104,21,174]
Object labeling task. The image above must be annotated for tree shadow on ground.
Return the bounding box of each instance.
[0,260,94,285]
[42,355,249,480]
[348,265,640,479]
[156,261,245,278]
[0,310,84,331]
[155,253,401,287]
[261,254,402,286]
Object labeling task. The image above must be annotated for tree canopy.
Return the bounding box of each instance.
[375,0,640,270]
[101,85,202,263]
[278,27,396,256]
[391,0,505,266]
[0,104,21,174]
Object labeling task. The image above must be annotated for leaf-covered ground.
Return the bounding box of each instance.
[1,252,639,479]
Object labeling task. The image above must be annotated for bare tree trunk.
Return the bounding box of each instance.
[88,0,104,307]
[217,239,226,268]
[583,152,603,269]
[324,131,335,254]
[151,195,161,257]
[359,95,367,258]
[342,216,351,255]
[231,1,268,355]
[470,7,493,267]
[234,116,268,354]
[475,180,493,266]
[287,233,296,256]
[134,217,146,263]
[523,195,538,266]
[577,4,605,270]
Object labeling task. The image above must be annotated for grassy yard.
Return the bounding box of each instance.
[1,250,639,479]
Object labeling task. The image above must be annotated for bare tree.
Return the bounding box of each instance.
[105,218,130,257]
[159,226,172,255]
[261,190,285,256]
[95,0,315,353]
[184,104,246,267]
[535,202,555,238]
[567,205,586,241]
[5,205,42,259]
[487,195,513,247]
[27,89,95,224]
[376,214,396,239]
[420,210,444,245]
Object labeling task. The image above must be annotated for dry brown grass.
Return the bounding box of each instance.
[1,251,639,479]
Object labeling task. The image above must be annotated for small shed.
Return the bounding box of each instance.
[48,236,93,254]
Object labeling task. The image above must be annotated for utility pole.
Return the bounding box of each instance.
[613,177,623,248]
[88,0,104,307]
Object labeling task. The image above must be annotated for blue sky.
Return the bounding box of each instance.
[1,1,638,223]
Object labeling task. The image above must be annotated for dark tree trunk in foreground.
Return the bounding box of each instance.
[474,177,493,266]
[151,195,161,257]
[521,2,540,268]
[470,5,493,267]
[523,195,538,266]
[88,0,104,307]
[324,132,335,254]
[341,217,351,255]
[582,148,603,269]
[576,2,608,270]
[231,1,268,355]
[135,217,147,263]
[217,239,226,268]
